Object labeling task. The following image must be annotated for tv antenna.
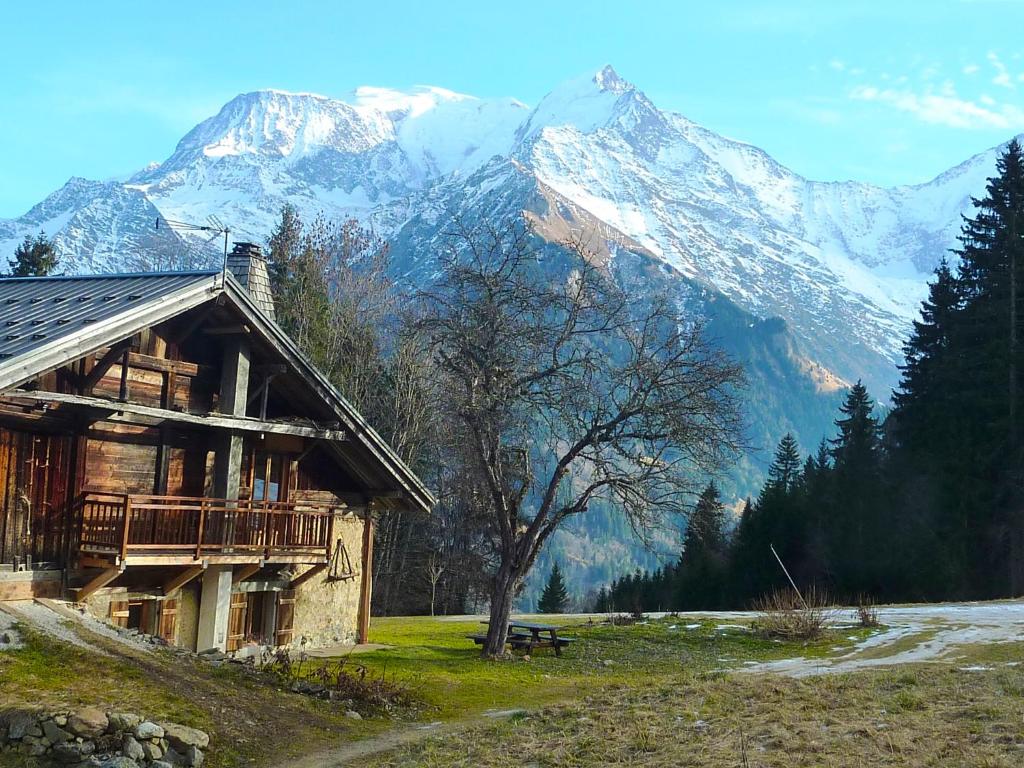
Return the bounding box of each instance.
[155,214,231,282]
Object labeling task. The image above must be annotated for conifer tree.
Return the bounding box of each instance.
[676,482,729,609]
[943,138,1024,594]
[537,563,569,613]
[765,433,802,495]
[828,382,885,596]
[893,259,961,457]
[8,231,58,276]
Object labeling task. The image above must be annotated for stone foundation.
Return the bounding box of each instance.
[0,708,210,768]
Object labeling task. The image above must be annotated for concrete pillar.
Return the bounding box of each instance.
[196,565,233,652]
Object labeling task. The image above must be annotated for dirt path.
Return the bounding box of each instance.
[281,710,526,768]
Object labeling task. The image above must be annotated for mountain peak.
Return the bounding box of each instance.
[593,65,633,93]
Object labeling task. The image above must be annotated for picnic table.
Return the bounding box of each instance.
[467,619,575,656]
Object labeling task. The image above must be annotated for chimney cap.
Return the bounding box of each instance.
[231,241,264,257]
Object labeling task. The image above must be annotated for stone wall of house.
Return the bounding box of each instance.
[0,707,210,768]
[291,514,365,647]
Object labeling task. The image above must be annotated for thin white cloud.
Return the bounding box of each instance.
[828,59,846,72]
[987,51,1015,89]
[850,82,1024,130]
[963,63,980,75]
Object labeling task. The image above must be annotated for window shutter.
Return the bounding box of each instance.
[109,600,129,628]
[275,589,296,646]
[158,598,178,643]
[227,592,247,652]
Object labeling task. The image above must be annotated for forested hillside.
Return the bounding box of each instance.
[605,141,1024,610]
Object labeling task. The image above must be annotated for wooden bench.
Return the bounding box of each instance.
[467,624,577,656]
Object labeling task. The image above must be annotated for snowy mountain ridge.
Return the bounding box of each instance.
[0,65,1012,397]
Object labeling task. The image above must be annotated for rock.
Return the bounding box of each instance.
[185,745,204,768]
[602,659,615,667]
[43,718,74,744]
[162,747,187,766]
[5,711,42,740]
[141,740,164,761]
[68,708,108,739]
[107,713,141,733]
[52,740,94,763]
[150,761,174,768]
[94,733,121,753]
[122,735,145,761]
[98,757,140,768]
[160,723,209,751]
[134,722,164,740]
[54,715,68,727]
[343,710,362,721]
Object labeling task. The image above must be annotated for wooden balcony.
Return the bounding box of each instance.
[77,492,336,566]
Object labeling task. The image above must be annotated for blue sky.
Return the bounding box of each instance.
[2,0,1023,216]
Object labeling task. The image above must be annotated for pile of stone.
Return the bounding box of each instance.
[0,708,210,768]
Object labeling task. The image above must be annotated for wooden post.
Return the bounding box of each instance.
[196,499,207,561]
[119,494,132,562]
[357,511,375,645]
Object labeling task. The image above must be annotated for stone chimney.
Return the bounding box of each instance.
[226,242,275,320]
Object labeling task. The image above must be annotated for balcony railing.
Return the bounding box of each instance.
[77,492,336,562]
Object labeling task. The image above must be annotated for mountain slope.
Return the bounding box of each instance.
[5,65,1003,598]
[2,67,1005,397]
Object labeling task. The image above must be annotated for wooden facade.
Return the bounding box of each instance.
[0,265,433,652]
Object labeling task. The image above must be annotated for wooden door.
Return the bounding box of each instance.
[158,598,179,644]
[275,589,296,646]
[226,592,247,652]
[109,599,130,628]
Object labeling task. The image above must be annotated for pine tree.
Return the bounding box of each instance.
[8,231,58,276]
[676,482,728,609]
[537,563,569,613]
[765,433,802,495]
[893,259,962,456]
[934,139,1024,595]
[828,382,885,596]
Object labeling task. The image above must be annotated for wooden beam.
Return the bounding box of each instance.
[81,341,131,393]
[289,563,326,589]
[75,566,124,602]
[357,514,375,644]
[127,352,208,378]
[163,564,206,595]
[232,563,262,584]
[202,324,250,336]
[78,555,117,569]
[9,390,348,441]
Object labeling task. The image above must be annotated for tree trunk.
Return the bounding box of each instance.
[482,561,519,657]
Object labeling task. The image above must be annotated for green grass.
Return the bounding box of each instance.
[349,616,876,721]
[0,623,379,768]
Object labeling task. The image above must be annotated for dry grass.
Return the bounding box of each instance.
[369,665,1024,767]
[751,587,833,640]
[857,595,881,628]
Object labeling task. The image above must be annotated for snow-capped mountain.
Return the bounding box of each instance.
[0,66,1004,401]
[6,65,1005,595]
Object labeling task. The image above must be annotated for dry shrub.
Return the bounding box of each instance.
[752,587,833,640]
[258,648,416,712]
[856,595,880,628]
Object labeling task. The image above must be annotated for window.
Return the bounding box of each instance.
[249,452,288,502]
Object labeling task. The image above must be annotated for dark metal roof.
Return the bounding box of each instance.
[0,271,220,391]
[0,271,218,363]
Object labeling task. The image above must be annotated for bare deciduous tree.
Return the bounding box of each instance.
[416,220,745,656]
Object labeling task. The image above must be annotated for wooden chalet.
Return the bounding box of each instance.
[0,244,433,652]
